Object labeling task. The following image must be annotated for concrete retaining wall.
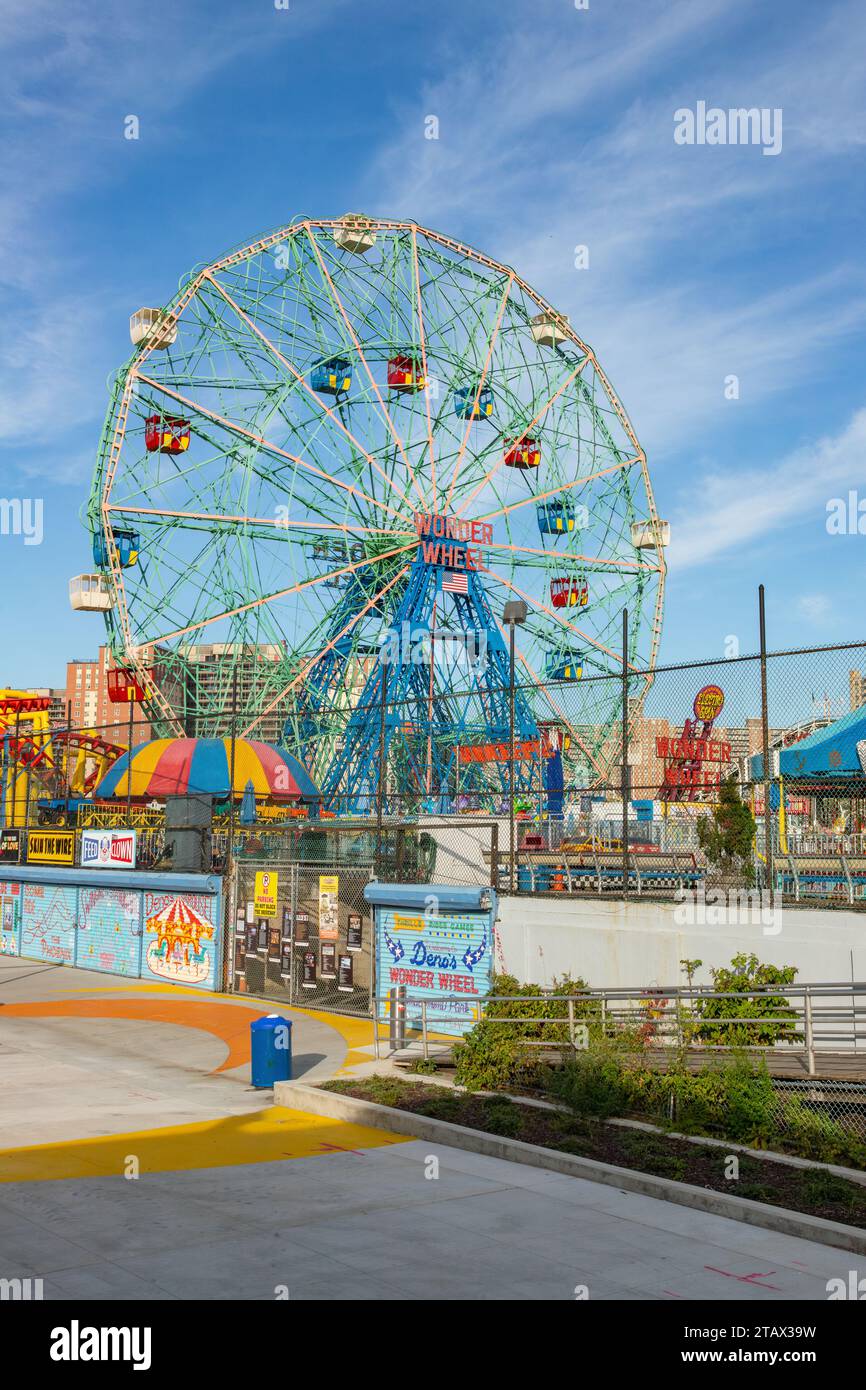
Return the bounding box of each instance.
[495,894,865,988]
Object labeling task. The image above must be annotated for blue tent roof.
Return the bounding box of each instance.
[751,704,866,780]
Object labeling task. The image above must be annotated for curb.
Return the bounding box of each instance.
[274,1081,866,1255]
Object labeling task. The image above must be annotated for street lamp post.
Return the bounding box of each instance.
[503,600,528,893]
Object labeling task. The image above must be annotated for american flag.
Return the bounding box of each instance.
[442,572,468,594]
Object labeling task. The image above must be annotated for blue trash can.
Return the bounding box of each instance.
[250,1014,293,1088]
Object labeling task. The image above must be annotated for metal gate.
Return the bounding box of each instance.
[230,857,374,1016]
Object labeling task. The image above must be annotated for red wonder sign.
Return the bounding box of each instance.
[656,736,732,763]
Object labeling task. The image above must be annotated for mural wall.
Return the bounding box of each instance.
[21,883,77,965]
[0,871,222,992]
[143,891,218,991]
[77,887,143,977]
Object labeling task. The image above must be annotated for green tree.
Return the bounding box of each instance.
[697,773,757,883]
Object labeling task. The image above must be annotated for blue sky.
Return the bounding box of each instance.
[2,0,865,686]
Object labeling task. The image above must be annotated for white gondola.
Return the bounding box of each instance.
[69,574,112,612]
[129,307,177,349]
[333,213,377,254]
[631,520,671,550]
[530,310,570,348]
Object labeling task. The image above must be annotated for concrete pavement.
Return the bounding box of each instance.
[2,1138,862,1300]
[0,954,863,1299]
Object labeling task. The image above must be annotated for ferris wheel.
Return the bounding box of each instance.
[75,214,668,809]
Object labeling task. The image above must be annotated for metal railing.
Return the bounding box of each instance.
[373,982,866,1078]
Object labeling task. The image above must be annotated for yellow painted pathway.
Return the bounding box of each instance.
[0,1107,406,1183]
[0,974,408,1182]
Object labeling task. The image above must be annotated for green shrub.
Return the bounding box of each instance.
[800,1168,866,1214]
[482,1100,524,1138]
[549,1031,643,1119]
[693,953,800,1047]
[453,1025,551,1093]
[736,1182,778,1204]
[481,973,599,1033]
[696,774,757,883]
[415,1089,463,1123]
[776,1095,866,1169]
[453,972,595,1092]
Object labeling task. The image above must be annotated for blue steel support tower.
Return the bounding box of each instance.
[317,537,540,814]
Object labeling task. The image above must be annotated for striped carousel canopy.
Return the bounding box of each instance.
[95,737,319,802]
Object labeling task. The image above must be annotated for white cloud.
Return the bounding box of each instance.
[796,594,834,623]
[0,293,113,452]
[360,0,866,464]
[0,0,353,464]
[668,407,866,570]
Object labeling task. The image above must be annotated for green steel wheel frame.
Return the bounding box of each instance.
[86,215,666,795]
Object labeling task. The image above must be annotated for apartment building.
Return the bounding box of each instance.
[63,648,152,747]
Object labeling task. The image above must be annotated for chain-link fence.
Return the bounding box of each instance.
[330,633,866,905]
[4,634,866,911]
[231,856,374,1016]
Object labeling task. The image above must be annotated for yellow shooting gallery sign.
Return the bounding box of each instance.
[254,870,279,918]
[26,830,75,865]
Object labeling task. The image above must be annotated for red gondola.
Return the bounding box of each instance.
[387,355,425,393]
[107,668,150,703]
[550,577,588,609]
[145,415,191,454]
[504,436,540,469]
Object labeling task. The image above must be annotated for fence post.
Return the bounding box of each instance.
[289,863,298,1008]
[24,756,32,858]
[567,998,576,1050]
[223,859,237,992]
[226,666,238,892]
[422,1001,429,1060]
[397,984,406,1050]
[804,988,816,1077]
[389,985,406,1052]
[621,607,630,900]
[376,668,387,876]
[758,585,774,891]
[126,698,134,830]
[509,620,516,894]
[490,821,498,889]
